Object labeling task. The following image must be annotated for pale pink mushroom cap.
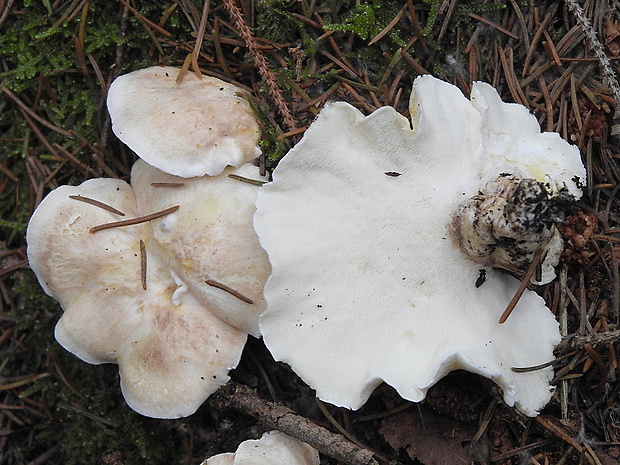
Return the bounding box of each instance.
[107,66,261,178]
[131,160,270,336]
[26,162,269,418]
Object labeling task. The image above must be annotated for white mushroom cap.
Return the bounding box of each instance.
[131,159,270,336]
[107,66,261,178]
[204,431,319,465]
[205,454,234,465]
[26,161,269,418]
[255,75,585,416]
[469,81,586,197]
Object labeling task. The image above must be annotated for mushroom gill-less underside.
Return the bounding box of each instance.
[254,75,585,417]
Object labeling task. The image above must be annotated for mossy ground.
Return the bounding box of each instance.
[1,1,619,464]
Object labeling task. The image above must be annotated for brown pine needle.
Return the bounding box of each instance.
[316,398,387,461]
[227,174,267,186]
[1,86,74,137]
[498,249,544,324]
[69,195,125,216]
[535,416,583,453]
[139,239,147,290]
[0,372,50,390]
[176,53,193,84]
[150,182,185,188]
[511,359,555,373]
[190,0,209,80]
[90,205,179,233]
[205,279,254,304]
[512,350,579,373]
[276,126,308,140]
[368,5,405,46]
[116,0,172,37]
[468,13,519,40]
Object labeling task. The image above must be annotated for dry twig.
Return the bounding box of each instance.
[564,0,620,133]
[215,383,380,465]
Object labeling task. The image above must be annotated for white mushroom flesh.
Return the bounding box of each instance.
[255,75,585,416]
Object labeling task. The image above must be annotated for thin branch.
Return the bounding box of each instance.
[215,383,380,465]
[556,329,620,353]
[564,0,620,127]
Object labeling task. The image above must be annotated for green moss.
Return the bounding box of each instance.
[323,0,405,46]
[31,362,179,465]
[246,93,287,164]
[254,0,321,85]
[420,0,507,41]
[0,3,196,463]
[0,218,27,233]
[256,0,301,44]
[421,0,443,37]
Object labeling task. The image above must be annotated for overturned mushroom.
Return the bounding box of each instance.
[254,75,585,417]
[107,66,261,178]
[204,431,319,465]
[26,161,269,418]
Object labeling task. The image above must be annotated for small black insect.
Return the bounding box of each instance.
[475,269,487,288]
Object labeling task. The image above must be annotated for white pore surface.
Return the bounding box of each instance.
[255,75,584,416]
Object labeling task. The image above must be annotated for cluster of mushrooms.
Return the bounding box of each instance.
[28,67,271,419]
[27,66,586,456]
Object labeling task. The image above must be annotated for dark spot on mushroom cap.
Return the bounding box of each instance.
[571,175,584,189]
